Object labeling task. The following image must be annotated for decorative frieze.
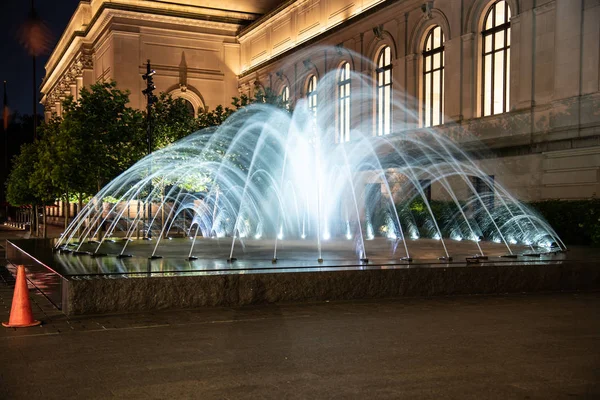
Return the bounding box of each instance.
[43,47,94,113]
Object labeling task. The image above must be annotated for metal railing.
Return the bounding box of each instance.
[5,240,67,310]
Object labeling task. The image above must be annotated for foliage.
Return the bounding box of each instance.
[151,93,199,149]
[5,142,40,206]
[5,81,292,210]
[30,121,62,204]
[170,88,291,192]
[0,112,40,204]
[397,199,458,238]
[59,81,146,192]
[196,88,290,131]
[529,199,600,246]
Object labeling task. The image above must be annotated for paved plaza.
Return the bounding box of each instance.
[1,226,599,399]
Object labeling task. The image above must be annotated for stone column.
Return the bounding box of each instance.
[76,76,83,100]
[509,14,521,111]
[70,82,77,99]
[460,33,476,120]
[443,37,461,122]
[533,2,556,106]
[516,10,534,110]
[581,1,600,95]
[553,0,582,100]
[392,57,406,130]
[404,53,418,129]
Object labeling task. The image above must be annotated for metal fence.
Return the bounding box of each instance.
[5,240,66,310]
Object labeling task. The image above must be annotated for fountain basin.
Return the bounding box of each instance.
[5,238,598,316]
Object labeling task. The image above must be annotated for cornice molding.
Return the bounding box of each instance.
[533,1,556,16]
[43,2,250,90]
[238,0,404,78]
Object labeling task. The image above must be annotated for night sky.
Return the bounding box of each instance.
[1,0,80,116]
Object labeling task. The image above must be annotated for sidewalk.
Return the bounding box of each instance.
[1,224,599,399]
[0,223,65,241]
[1,257,599,399]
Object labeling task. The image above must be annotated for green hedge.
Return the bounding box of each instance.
[529,199,600,246]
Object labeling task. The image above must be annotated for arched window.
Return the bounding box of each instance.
[338,62,351,143]
[482,0,511,116]
[306,75,317,117]
[183,99,195,117]
[422,25,444,127]
[281,85,290,109]
[376,46,392,136]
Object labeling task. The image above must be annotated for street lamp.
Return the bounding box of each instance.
[142,60,156,154]
[142,60,156,239]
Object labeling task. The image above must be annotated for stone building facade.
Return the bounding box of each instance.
[40,0,284,118]
[42,0,600,202]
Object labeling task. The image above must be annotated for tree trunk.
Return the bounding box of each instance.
[64,190,70,231]
[77,193,83,237]
[29,207,34,234]
[97,180,103,239]
[97,198,103,240]
[136,200,140,239]
[43,206,47,239]
[78,194,83,215]
[161,186,166,238]
[34,205,39,237]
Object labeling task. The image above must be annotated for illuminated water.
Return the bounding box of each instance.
[55,47,564,264]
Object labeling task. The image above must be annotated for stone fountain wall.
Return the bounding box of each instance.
[62,261,600,315]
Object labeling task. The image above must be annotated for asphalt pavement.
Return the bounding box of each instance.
[1,225,599,399]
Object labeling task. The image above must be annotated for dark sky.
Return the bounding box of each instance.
[1,0,81,116]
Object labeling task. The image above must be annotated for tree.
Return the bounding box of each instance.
[60,81,145,192]
[151,93,199,150]
[5,138,59,237]
[5,142,39,208]
[195,88,289,131]
[5,81,292,236]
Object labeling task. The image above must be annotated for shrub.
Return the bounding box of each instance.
[529,199,600,246]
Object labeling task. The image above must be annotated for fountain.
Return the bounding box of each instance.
[53,48,563,267]
[6,47,576,314]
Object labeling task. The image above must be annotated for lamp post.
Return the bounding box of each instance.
[18,0,52,235]
[142,60,156,239]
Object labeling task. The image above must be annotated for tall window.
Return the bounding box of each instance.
[306,75,318,117]
[423,25,444,127]
[281,85,290,109]
[183,99,195,117]
[338,62,351,142]
[376,46,392,136]
[482,0,511,116]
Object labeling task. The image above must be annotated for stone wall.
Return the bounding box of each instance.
[63,261,600,315]
[238,0,600,201]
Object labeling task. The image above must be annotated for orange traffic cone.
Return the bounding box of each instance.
[2,265,41,328]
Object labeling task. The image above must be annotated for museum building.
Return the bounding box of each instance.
[41,0,600,205]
